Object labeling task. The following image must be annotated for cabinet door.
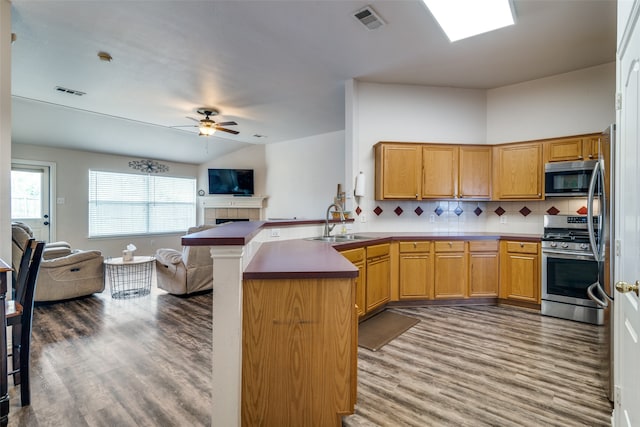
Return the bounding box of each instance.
[399,242,434,299]
[366,255,390,311]
[582,135,600,160]
[546,137,584,162]
[375,143,421,200]
[434,252,467,299]
[459,146,491,199]
[493,142,543,199]
[422,145,458,198]
[341,248,366,317]
[502,253,539,303]
[469,252,499,297]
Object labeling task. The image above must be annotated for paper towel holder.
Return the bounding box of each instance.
[354,171,365,198]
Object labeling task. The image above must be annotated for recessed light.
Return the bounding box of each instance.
[422,0,515,42]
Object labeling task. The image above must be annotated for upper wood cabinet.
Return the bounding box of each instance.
[374,143,422,199]
[375,142,491,200]
[492,142,543,200]
[459,146,492,199]
[422,145,458,198]
[544,134,601,163]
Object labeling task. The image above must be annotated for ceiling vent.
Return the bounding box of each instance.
[55,86,86,96]
[354,6,385,30]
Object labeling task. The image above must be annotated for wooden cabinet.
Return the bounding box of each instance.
[459,146,492,199]
[499,240,540,304]
[340,247,366,318]
[398,241,434,300]
[434,241,467,299]
[374,143,422,199]
[422,145,458,198]
[365,243,391,312]
[468,240,499,297]
[375,142,491,200]
[242,277,356,425]
[493,142,543,200]
[545,134,600,162]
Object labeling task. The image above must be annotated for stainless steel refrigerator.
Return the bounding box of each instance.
[586,123,615,402]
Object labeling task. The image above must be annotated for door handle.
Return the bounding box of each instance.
[43,221,50,226]
[615,280,640,296]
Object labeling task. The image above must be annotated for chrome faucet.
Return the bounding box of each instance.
[324,203,345,237]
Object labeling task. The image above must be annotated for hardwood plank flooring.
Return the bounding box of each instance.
[343,305,613,427]
[6,289,612,426]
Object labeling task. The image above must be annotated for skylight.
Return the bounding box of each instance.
[422,0,515,42]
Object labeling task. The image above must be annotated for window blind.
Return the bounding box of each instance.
[89,170,196,237]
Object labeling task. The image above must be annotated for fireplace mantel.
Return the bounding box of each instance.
[200,196,267,224]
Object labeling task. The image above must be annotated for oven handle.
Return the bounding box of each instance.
[542,249,596,261]
[587,281,610,308]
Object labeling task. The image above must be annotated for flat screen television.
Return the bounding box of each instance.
[208,168,254,195]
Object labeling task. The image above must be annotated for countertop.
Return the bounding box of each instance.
[182,220,541,281]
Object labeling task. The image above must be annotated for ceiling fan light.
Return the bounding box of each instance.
[199,125,215,137]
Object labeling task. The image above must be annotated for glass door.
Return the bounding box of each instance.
[11,163,52,242]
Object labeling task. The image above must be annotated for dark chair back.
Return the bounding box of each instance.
[13,237,35,301]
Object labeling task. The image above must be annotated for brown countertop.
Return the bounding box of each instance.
[182,220,541,280]
[244,239,358,280]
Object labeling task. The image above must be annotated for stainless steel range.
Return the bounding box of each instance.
[541,215,603,325]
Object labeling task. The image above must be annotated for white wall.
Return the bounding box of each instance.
[264,130,345,220]
[12,143,199,257]
[1,1,12,262]
[486,62,616,143]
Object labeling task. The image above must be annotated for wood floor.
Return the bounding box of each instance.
[343,305,613,427]
[6,288,612,426]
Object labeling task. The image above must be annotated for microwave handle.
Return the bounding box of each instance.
[587,161,601,262]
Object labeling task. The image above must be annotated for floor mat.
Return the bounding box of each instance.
[358,310,420,351]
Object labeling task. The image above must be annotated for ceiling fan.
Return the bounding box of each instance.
[173,108,239,136]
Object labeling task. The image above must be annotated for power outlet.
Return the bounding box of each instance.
[360,214,367,223]
[500,215,507,224]
[270,228,281,238]
[429,214,435,223]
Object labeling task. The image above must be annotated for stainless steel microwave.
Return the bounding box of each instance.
[544,160,598,197]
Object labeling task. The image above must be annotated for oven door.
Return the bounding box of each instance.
[542,249,598,307]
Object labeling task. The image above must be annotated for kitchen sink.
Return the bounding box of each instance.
[306,234,370,242]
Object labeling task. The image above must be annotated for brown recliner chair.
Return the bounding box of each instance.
[155,224,216,295]
[11,222,105,302]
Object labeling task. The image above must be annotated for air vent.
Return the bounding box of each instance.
[354,6,385,30]
[55,86,86,96]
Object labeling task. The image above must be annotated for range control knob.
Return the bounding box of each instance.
[561,242,569,249]
[580,243,588,250]
[550,242,557,248]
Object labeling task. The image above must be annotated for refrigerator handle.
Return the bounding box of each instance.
[587,282,610,307]
[587,161,601,262]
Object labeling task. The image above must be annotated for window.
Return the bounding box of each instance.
[89,170,196,237]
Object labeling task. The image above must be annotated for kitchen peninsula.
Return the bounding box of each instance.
[183,220,541,426]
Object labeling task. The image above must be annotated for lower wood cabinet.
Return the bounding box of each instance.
[434,241,467,299]
[398,241,434,300]
[366,243,391,312]
[340,247,366,317]
[242,277,357,426]
[499,240,540,304]
[468,240,499,297]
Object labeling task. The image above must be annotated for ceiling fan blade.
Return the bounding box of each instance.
[215,127,239,135]
[216,121,237,127]
[186,116,200,123]
[171,125,198,128]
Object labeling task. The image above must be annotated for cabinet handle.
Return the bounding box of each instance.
[415,193,418,198]
[448,242,453,247]
[413,242,417,248]
[520,242,524,247]
[589,154,594,159]
[578,155,583,159]
[537,193,541,197]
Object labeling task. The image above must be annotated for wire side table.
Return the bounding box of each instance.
[104,256,155,299]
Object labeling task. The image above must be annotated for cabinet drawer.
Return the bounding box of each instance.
[506,241,538,254]
[469,240,499,252]
[399,241,431,253]
[434,241,465,252]
[367,243,390,259]
[340,247,365,264]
